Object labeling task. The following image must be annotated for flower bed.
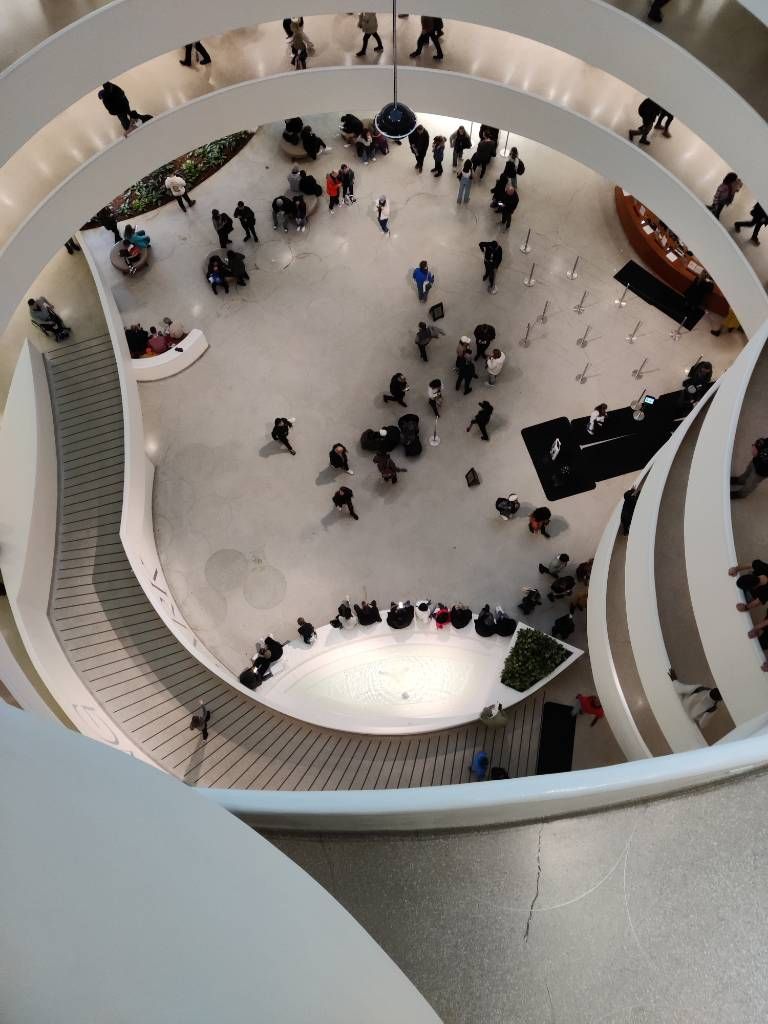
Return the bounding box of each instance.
[500,628,571,692]
[83,131,254,225]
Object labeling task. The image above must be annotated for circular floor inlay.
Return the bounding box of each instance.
[243,564,287,609]
[205,548,248,592]
[254,239,294,273]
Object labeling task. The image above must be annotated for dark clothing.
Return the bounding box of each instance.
[125,326,149,358]
[384,375,408,406]
[410,129,430,172]
[98,82,149,130]
[474,323,496,361]
[355,602,382,625]
[302,130,326,159]
[225,250,248,283]
[475,606,497,637]
[735,203,768,243]
[374,452,402,482]
[411,17,443,58]
[552,614,575,640]
[189,706,211,741]
[468,402,493,440]
[264,637,284,663]
[450,606,473,629]
[272,419,294,453]
[495,615,517,638]
[479,241,503,269]
[329,447,350,471]
[96,208,121,242]
[387,604,415,629]
[498,189,519,228]
[620,489,637,535]
[235,204,258,241]
[299,174,323,197]
[298,622,316,644]
[471,139,495,178]
[455,358,477,393]
[181,41,211,65]
[341,114,364,136]
[212,212,233,246]
[333,488,357,518]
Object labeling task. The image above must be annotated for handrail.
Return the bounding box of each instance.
[2,69,767,338]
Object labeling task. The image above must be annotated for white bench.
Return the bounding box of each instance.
[132,328,208,382]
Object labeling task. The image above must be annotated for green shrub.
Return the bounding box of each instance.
[500,628,571,692]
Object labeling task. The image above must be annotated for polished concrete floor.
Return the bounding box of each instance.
[75,114,741,771]
[273,765,768,1024]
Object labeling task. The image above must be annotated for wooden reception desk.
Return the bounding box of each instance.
[614,187,728,316]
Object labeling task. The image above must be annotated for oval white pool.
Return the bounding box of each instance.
[256,622,581,734]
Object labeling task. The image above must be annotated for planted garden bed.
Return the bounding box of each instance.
[501,628,571,692]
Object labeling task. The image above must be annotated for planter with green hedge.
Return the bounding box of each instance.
[500,627,571,693]
[83,131,254,226]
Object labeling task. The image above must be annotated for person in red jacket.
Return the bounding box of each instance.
[326,171,342,213]
[571,694,604,727]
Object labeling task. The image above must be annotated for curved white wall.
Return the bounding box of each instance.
[1,0,766,215]
[2,67,767,339]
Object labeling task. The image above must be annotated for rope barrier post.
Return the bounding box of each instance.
[576,324,591,347]
[573,289,587,314]
[575,361,590,384]
[519,321,532,347]
[523,262,536,287]
[566,255,580,280]
[520,227,532,254]
[626,320,642,343]
[614,284,629,307]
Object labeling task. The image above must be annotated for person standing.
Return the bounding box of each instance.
[450,125,472,168]
[682,270,714,327]
[376,195,390,234]
[272,196,294,232]
[427,378,443,418]
[479,240,503,294]
[471,134,495,179]
[455,335,473,367]
[329,443,354,474]
[467,400,494,441]
[498,182,519,230]
[297,617,317,644]
[95,206,122,242]
[234,201,259,242]
[456,159,474,204]
[333,486,359,520]
[413,260,435,301]
[587,403,608,437]
[473,323,496,362]
[326,171,342,213]
[540,553,571,578]
[485,348,506,387]
[505,147,525,185]
[731,437,768,499]
[271,417,296,455]
[383,372,409,407]
[294,195,308,232]
[528,507,552,537]
[97,81,151,131]
[189,701,211,741]
[734,202,768,246]
[431,136,446,177]
[180,41,212,66]
[290,23,310,69]
[709,172,742,220]
[628,98,662,146]
[225,249,249,285]
[620,487,637,534]
[356,12,383,55]
[410,16,444,59]
[409,124,430,173]
[212,208,233,247]
[374,451,406,484]
[414,319,444,361]
[339,164,356,205]
[455,351,477,395]
[164,173,196,212]
[571,694,604,726]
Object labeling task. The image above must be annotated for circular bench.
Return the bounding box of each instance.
[110,241,149,274]
[203,249,248,292]
[132,328,209,382]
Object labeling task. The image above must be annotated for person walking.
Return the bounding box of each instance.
[498,182,519,230]
[467,400,494,441]
[212,209,233,247]
[628,98,662,146]
[333,486,359,520]
[189,701,211,741]
[455,351,477,394]
[485,348,506,386]
[409,124,430,173]
[410,16,444,59]
[164,173,195,212]
[376,195,390,234]
[339,164,356,205]
[329,443,354,474]
[711,307,741,337]
[505,147,525,185]
[383,372,409,407]
[479,240,503,294]
[528,507,552,537]
[620,486,637,534]
[97,81,151,131]
[297,617,317,644]
[326,171,342,213]
[414,319,444,361]
[731,437,768,499]
[473,323,496,362]
[180,41,212,66]
[734,202,768,246]
[94,206,122,242]
[271,416,296,455]
[709,172,742,219]
[571,694,604,726]
[539,553,570,578]
[647,0,671,22]
[356,12,383,55]
[431,136,446,177]
[450,125,472,168]
[374,451,406,484]
[456,159,473,204]
[413,260,435,301]
[655,107,674,136]
[471,134,495,179]
[234,201,259,241]
[427,378,443,418]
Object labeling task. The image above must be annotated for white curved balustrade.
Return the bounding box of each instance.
[2,68,767,340]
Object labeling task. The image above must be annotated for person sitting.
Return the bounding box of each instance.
[387,601,414,629]
[355,129,376,164]
[371,128,390,156]
[552,613,575,640]
[432,603,450,628]
[272,196,296,233]
[299,170,323,196]
[340,113,364,142]
[548,575,576,602]
[161,317,186,340]
[287,165,302,194]
[123,224,150,248]
[415,600,432,623]
[263,635,284,663]
[337,599,357,630]
[225,249,249,285]
[378,424,401,451]
[297,617,317,644]
[474,604,497,637]
[147,326,174,354]
[125,323,149,358]
[494,607,517,637]
[283,116,304,144]
[28,296,70,339]
[240,642,273,687]
[354,599,382,625]
[450,603,473,629]
[207,255,229,295]
[301,125,327,160]
[519,587,542,615]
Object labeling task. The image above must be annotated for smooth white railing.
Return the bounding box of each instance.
[685,321,768,724]
[2,69,767,338]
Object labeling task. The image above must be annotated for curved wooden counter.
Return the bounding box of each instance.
[614,187,728,316]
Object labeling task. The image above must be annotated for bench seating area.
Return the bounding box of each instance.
[132,328,208,381]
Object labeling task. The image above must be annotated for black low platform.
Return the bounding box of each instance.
[536,702,576,774]
[520,417,596,501]
[614,259,703,329]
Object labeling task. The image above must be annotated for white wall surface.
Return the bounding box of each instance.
[0,704,441,1022]
[1,0,766,214]
[2,68,766,340]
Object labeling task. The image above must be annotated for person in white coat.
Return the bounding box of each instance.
[668,668,722,726]
[485,349,506,387]
[164,173,195,212]
[415,599,432,623]
[356,12,383,55]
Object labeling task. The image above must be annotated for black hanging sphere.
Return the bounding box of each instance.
[374,101,417,140]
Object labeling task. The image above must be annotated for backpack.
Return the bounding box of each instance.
[516,159,525,176]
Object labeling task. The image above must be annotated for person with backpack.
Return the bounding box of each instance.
[479,240,503,294]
